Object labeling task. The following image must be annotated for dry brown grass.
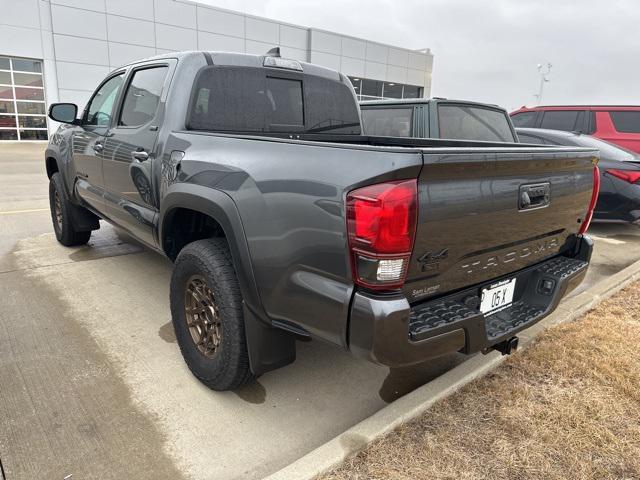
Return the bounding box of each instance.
[321,283,640,480]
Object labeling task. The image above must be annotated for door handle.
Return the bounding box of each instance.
[92,143,104,153]
[132,150,149,161]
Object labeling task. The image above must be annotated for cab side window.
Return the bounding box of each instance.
[84,74,124,127]
[119,66,168,127]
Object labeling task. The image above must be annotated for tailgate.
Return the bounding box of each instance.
[404,147,598,302]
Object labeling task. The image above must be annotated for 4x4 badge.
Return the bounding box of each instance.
[418,248,449,271]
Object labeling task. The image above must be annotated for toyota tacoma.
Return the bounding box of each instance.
[44,50,599,391]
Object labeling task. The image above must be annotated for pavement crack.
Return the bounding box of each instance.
[0,250,144,276]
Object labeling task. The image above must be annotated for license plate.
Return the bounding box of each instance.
[480,278,516,315]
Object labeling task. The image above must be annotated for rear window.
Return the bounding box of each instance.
[361,107,413,137]
[187,66,360,134]
[511,111,537,127]
[610,111,640,133]
[568,135,638,162]
[438,105,515,142]
[540,110,580,131]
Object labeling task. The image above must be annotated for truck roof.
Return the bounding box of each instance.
[115,50,342,81]
[360,98,503,109]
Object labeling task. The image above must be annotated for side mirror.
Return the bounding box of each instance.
[48,103,78,124]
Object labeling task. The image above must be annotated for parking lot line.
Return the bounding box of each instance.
[0,208,49,215]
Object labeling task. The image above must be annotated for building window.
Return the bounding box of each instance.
[348,76,423,101]
[361,79,383,99]
[383,82,403,98]
[0,56,48,141]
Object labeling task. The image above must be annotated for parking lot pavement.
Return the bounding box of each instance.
[1,143,639,479]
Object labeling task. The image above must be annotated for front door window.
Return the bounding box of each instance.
[84,74,124,128]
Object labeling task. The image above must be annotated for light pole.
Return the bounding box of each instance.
[534,62,552,105]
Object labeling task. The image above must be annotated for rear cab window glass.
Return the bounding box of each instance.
[609,111,640,133]
[438,105,515,142]
[265,77,303,128]
[511,111,538,127]
[539,110,580,131]
[361,107,413,137]
[187,66,360,134]
[304,75,360,133]
[119,66,168,127]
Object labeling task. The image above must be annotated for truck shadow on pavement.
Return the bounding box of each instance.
[378,353,467,403]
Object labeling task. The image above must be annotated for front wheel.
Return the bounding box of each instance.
[49,172,92,246]
[170,238,254,391]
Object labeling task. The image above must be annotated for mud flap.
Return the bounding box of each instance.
[70,203,100,231]
[243,304,296,376]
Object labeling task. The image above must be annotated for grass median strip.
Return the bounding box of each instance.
[321,282,640,480]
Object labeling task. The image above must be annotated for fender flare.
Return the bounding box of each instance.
[159,183,297,375]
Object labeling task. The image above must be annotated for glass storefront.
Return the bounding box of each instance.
[348,76,424,101]
[0,56,48,141]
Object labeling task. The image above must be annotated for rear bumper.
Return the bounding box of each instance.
[348,235,593,367]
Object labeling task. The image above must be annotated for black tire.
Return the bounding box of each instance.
[49,172,92,246]
[170,238,254,391]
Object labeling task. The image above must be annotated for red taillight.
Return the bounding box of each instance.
[579,166,600,235]
[346,179,418,290]
[606,168,640,184]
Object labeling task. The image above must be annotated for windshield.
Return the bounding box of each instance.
[438,104,515,142]
[361,107,413,137]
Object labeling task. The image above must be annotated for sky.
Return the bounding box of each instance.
[198,0,639,111]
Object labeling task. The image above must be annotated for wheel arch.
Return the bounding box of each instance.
[159,184,263,316]
[160,184,299,376]
[45,156,59,179]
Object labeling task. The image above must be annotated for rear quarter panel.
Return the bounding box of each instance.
[164,132,423,347]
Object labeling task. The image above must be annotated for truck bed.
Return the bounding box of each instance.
[171,129,597,343]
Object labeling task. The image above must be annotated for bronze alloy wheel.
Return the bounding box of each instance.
[54,189,63,232]
[184,275,222,358]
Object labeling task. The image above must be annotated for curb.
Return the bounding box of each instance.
[264,257,640,480]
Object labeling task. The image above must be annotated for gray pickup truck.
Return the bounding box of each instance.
[45,50,599,391]
[360,98,517,142]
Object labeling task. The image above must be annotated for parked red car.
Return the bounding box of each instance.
[510,106,640,153]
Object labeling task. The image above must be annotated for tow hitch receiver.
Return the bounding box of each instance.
[493,336,519,356]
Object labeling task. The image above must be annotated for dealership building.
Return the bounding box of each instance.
[0,0,434,141]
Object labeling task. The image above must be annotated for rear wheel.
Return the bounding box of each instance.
[49,173,92,246]
[170,238,254,391]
